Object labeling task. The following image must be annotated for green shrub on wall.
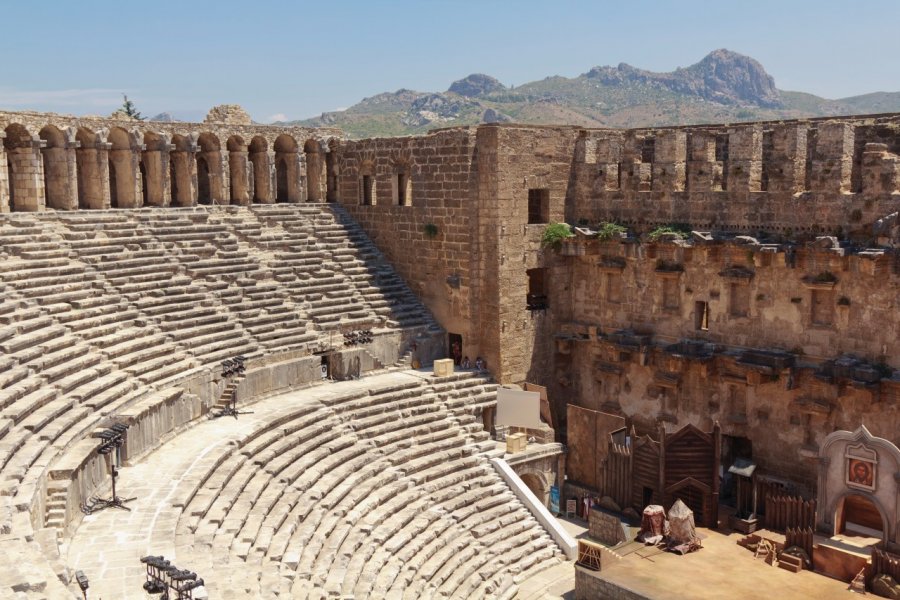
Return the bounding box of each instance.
[541,222,573,249]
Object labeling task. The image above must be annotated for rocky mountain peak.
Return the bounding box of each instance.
[686,49,780,107]
[448,74,506,98]
[585,49,782,107]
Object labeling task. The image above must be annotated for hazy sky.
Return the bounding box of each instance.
[1,0,897,122]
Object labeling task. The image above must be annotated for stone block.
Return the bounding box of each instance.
[433,359,454,377]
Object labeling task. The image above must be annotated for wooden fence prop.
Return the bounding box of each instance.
[576,539,604,571]
[785,527,814,562]
[872,547,900,583]
[765,495,816,532]
[601,442,632,509]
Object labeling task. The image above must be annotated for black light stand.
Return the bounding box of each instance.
[75,570,89,600]
[141,555,205,599]
[213,355,252,419]
[81,423,135,514]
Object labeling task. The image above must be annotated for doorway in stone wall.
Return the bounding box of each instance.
[836,494,885,543]
[448,333,462,366]
[721,435,753,508]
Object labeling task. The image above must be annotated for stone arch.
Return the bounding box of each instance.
[359,159,376,205]
[519,470,552,508]
[817,426,900,546]
[38,125,71,210]
[249,135,270,203]
[197,132,223,203]
[274,134,299,203]
[226,135,249,204]
[831,490,889,543]
[74,127,105,209]
[107,127,141,208]
[392,157,413,206]
[170,134,196,206]
[304,139,322,202]
[3,123,44,211]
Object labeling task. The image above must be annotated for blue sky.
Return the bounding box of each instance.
[1,0,897,122]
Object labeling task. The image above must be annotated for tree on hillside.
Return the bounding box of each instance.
[121,94,144,120]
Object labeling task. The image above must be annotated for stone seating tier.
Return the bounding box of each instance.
[0,205,441,589]
[166,371,561,600]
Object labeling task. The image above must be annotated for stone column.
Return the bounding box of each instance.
[219,151,231,204]
[266,149,276,203]
[133,141,147,207]
[0,131,8,212]
[229,150,249,204]
[291,151,303,202]
[652,130,687,192]
[186,142,199,206]
[728,125,763,192]
[62,139,80,210]
[299,152,308,202]
[810,122,854,193]
[97,141,113,209]
[161,142,175,206]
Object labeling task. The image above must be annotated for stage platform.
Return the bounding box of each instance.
[573,527,854,600]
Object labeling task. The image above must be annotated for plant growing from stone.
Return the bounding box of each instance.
[541,222,573,249]
[596,221,627,241]
[647,224,690,242]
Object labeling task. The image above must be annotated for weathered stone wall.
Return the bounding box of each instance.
[333,128,481,359]
[575,564,648,600]
[554,236,900,490]
[569,116,900,236]
[483,125,580,385]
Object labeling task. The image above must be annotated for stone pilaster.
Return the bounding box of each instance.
[768,123,807,194]
[810,122,854,193]
[652,130,687,192]
[728,125,763,192]
[687,132,718,192]
[861,143,900,195]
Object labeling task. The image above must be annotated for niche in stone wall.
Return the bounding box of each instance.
[729,282,750,318]
[660,276,680,310]
[810,288,835,326]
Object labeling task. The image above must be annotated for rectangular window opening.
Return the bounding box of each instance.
[695,301,709,331]
[526,268,548,310]
[527,188,550,224]
[396,173,410,206]
[360,175,374,205]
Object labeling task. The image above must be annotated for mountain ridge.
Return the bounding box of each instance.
[287,49,900,138]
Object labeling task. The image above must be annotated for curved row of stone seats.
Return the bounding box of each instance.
[0,204,438,517]
[0,207,442,598]
[172,374,561,599]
